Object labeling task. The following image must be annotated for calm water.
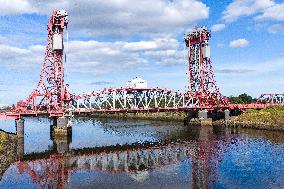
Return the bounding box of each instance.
[0,117,283,189]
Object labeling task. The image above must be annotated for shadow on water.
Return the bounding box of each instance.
[0,117,283,189]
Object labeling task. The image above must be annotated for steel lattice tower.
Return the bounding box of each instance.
[184,26,227,107]
[16,10,70,115]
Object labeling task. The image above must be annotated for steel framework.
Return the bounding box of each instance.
[257,94,284,104]
[71,27,229,113]
[72,88,199,113]
[16,10,70,116]
[184,26,227,107]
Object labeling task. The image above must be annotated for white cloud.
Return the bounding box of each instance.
[211,24,226,32]
[223,0,284,22]
[0,44,30,55]
[222,0,274,22]
[0,0,36,15]
[255,3,284,21]
[0,36,184,74]
[267,24,284,34]
[229,38,249,48]
[0,0,209,37]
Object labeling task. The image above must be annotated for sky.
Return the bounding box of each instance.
[0,0,284,105]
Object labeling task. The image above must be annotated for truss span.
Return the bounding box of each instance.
[257,94,284,105]
[72,88,202,113]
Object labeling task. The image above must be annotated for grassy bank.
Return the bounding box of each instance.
[217,106,284,131]
[236,106,284,125]
[0,131,17,180]
[0,132,9,151]
[77,111,187,122]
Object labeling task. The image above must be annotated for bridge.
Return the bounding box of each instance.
[0,8,282,141]
[0,9,282,122]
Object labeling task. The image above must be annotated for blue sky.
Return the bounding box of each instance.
[0,0,284,105]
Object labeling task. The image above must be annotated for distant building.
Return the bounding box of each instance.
[126,77,147,88]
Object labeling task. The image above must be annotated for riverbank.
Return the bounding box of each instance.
[77,111,187,122]
[0,131,17,180]
[214,106,284,132]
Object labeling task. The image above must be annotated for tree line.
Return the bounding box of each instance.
[228,93,257,104]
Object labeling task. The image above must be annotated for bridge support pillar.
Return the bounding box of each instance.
[198,110,212,126]
[224,109,231,120]
[15,119,24,159]
[52,117,72,137]
[16,119,24,138]
[198,110,208,119]
[51,116,72,153]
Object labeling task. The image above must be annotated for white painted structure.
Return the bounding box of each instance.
[126,77,147,88]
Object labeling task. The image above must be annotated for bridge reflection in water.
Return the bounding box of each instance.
[11,124,233,189]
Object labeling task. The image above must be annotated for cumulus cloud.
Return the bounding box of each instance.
[0,0,209,37]
[229,38,249,48]
[211,24,226,32]
[222,0,274,22]
[0,36,185,74]
[255,3,284,21]
[222,0,284,23]
[0,0,36,15]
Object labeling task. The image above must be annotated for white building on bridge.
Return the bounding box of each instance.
[126,77,147,89]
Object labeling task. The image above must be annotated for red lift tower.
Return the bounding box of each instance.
[16,10,70,117]
[184,26,227,108]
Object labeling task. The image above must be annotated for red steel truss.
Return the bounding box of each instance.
[72,87,199,113]
[15,10,70,116]
[184,26,227,107]
[257,94,284,104]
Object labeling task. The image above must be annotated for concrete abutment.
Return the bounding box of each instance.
[50,116,72,153]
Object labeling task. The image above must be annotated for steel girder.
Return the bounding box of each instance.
[72,88,199,112]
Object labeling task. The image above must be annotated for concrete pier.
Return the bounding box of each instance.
[186,110,213,126]
[198,110,208,119]
[16,119,24,138]
[198,110,212,126]
[15,119,24,159]
[224,109,231,121]
[51,117,72,137]
[50,116,72,153]
[17,137,24,159]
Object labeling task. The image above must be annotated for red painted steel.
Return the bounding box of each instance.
[257,94,284,104]
[184,26,228,107]
[15,10,70,116]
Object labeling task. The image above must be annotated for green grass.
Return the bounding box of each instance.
[0,133,10,151]
[236,106,284,126]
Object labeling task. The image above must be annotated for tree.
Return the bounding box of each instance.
[229,93,257,104]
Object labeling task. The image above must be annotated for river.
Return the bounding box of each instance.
[0,117,283,189]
